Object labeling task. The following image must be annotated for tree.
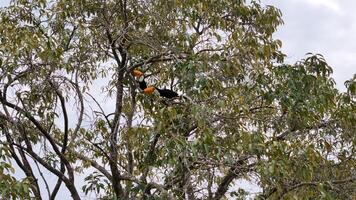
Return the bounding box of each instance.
[0,0,355,199]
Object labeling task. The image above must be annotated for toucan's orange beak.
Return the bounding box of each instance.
[143,86,155,94]
[133,69,144,77]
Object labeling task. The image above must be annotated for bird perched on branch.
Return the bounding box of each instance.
[132,69,147,90]
[143,86,179,99]
[133,69,181,99]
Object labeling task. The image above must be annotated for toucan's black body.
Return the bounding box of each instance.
[134,72,179,99]
[155,87,179,99]
[138,79,147,90]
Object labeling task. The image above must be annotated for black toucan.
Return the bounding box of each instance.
[133,69,147,90]
[133,69,179,99]
[138,76,147,90]
[155,87,179,99]
[143,86,179,99]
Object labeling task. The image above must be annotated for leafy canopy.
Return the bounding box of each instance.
[0,0,355,199]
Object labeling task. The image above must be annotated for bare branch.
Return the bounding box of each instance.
[1,123,42,199]
[34,160,51,199]
[64,26,77,51]
[104,10,126,198]
[0,91,66,163]
[213,157,254,200]
[10,143,80,200]
[0,90,79,199]
[87,92,112,128]
[47,80,71,200]
[74,153,112,180]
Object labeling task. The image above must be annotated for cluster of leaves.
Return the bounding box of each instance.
[0,146,31,199]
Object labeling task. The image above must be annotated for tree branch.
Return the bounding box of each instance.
[10,143,80,200]
[1,123,42,199]
[140,133,161,183]
[0,91,69,161]
[0,90,80,199]
[213,157,253,200]
[276,120,335,141]
[104,11,125,198]
[87,92,112,129]
[34,160,51,199]
[48,80,72,200]
[277,177,355,199]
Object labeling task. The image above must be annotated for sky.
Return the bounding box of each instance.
[1,0,355,198]
[263,0,356,91]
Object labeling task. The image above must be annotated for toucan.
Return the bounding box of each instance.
[133,69,147,90]
[155,87,179,99]
[143,86,179,99]
[133,69,179,99]
[138,76,147,90]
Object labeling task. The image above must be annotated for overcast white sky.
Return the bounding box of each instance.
[263,0,356,91]
[1,0,355,198]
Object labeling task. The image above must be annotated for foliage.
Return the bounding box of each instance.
[0,147,31,199]
[0,0,355,199]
